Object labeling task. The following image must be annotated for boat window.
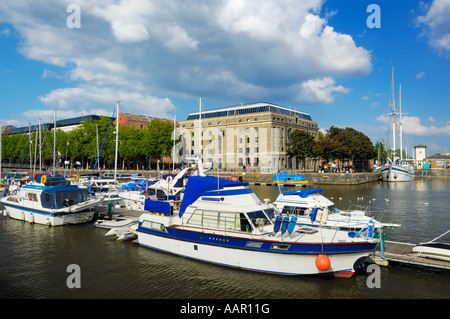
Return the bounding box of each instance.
[240,213,252,232]
[55,192,64,207]
[246,211,271,227]
[281,206,308,216]
[203,210,219,228]
[27,193,38,202]
[270,244,290,250]
[7,197,19,203]
[187,210,203,226]
[264,208,275,220]
[245,241,263,248]
[141,220,167,233]
[218,212,239,231]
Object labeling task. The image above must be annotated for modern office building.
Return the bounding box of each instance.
[177,102,319,173]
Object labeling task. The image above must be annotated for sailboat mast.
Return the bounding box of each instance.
[198,96,202,160]
[39,118,42,172]
[29,123,32,171]
[399,84,403,161]
[391,67,396,160]
[0,121,2,180]
[172,113,176,172]
[53,109,56,173]
[114,100,119,181]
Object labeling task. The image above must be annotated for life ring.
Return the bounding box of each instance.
[73,174,79,182]
[41,175,47,184]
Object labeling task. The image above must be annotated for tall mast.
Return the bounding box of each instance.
[39,118,42,172]
[391,67,396,160]
[172,113,176,172]
[198,96,202,159]
[0,121,2,181]
[29,123,32,171]
[399,84,403,161]
[53,108,56,173]
[114,100,119,181]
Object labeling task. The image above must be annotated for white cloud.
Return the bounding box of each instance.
[298,77,350,104]
[39,85,176,118]
[0,0,373,120]
[377,115,450,136]
[91,0,154,43]
[417,0,450,55]
[416,71,426,79]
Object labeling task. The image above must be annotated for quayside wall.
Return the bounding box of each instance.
[238,172,381,185]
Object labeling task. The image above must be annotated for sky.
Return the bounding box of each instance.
[0,0,449,156]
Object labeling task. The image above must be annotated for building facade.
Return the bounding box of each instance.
[425,154,450,169]
[177,102,319,173]
[414,144,427,167]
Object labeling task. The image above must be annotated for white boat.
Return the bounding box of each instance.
[412,243,450,262]
[118,167,190,210]
[134,176,379,278]
[94,215,139,240]
[380,163,414,182]
[381,68,414,182]
[0,174,103,226]
[274,188,400,231]
[412,230,450,262]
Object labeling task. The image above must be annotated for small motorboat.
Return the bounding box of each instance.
[274,188,400,231]
[412,230,450,262]
[271,171,308,185]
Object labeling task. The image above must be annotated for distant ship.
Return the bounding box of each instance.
[381,68,414,182]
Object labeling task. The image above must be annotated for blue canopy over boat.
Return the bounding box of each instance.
[283,188,323,198]
[179,176,248,217]
[144,200,171,216]
[34,174,69,186]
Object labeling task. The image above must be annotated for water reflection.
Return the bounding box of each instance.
[1,177,449,299]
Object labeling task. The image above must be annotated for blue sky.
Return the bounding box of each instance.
[1,0,449,155]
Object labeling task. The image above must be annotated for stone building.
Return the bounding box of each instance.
[177,102,319,173]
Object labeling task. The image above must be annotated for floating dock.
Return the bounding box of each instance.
[374,240,450,271]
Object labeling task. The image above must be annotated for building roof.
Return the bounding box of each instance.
[414,144,427,148]
[425,154,450,160]
[9,115,102,134]
[185,102,313,121]
[121,113,153,123]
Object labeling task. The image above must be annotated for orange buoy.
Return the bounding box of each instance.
[315,254,331,272]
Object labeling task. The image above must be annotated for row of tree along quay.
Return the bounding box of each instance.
[286,126,377,172]
[1,116,177,171]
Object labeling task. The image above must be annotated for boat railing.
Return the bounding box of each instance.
[182,213,260,239]
[346,204,390,221]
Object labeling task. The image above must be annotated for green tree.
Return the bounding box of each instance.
[314,126,376,169]
[286,130,316,169]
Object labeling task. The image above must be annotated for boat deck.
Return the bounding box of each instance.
[95,206,144,218]
[374,240,450,270]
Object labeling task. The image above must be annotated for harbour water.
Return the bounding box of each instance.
[0,177,449,300]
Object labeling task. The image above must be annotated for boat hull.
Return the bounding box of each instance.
[135,225,376,277]
[412,243,450,262]
[381,164,414,182]
[2,203,95,226]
